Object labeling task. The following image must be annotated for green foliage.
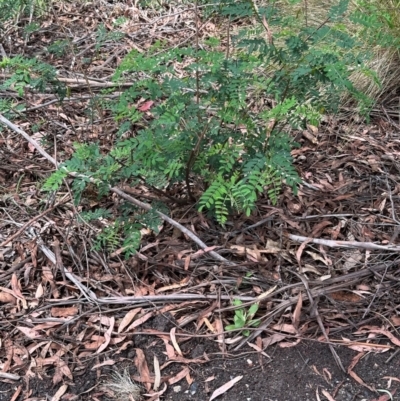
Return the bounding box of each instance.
[225,299,260,337]
[48,39,71,57]
[0,0,48,26]
[351,0,400,47]
[95,24,125,51]
[37,0,385,254]
[41,169,68,192]
[0,56,66,99]
[81,208,113,222]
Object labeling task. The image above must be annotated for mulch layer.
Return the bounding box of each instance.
[1,1,400,400]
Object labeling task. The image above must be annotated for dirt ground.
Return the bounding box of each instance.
[0,321,399,401]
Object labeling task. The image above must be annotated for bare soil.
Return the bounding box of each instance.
[0,316,399,401]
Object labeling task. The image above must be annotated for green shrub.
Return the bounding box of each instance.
[3,0,379,254]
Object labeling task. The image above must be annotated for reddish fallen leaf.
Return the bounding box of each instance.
[167,367,189,385]
[322,368,332,382]
[161,336,176,359]
[170,327,182,356]
[279,338,301,348]
[51,306,78,318]
[154,355,161,391]
[10,385,22,401]
[209,376,243,401]
[92,359,116,369]
[247,341,270,358]
[16,326,41,339]
[135,348,152,391]
[96,316,115,354]
[50,384,68,401]
[143,383,167,401]
[272,323,298,334]
[11,273,28,308]
[366,328,400,347]
[321,389,336,401]
[369,389,397,401]
[347,343,390,353]
[0,291,16,304]
[262,333,286,347]
[137,100,154,112]
[348,352,375,392]
[215,317,225,353]
[292,292,302,330]
[295,237,313,267]
[118,307,142,333]
[53,357,73,385]
[186,371,193,385]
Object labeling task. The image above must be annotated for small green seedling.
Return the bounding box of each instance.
[225,299,260,337]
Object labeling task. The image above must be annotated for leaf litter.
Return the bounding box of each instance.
[0,0,400,400]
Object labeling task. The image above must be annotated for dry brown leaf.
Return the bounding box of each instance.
[10,385,22,401]
[118,307,142,333]
[264,239,282,253]
[50,384,68,401]
[161,337,176,359]
[262,333,286,348]
[322,368,332,382]
[346,343,390,353]
[35,283,44,299]
[16,326,41,339]
[135,348,152,391]
[321,389,336,401]
[51,306,79,318]
[156,276,190,293]
[214,318,225,353]
[209,375,242,401]
[97,316,115,353]
[272,323,298,334]
[167,367,189,385]
[296,237,313,269]
[126,310,155,331]
[85,335,105,350]
[292,292,302,330]
[153,355,161,391]
[311,220,332,237]
[246,341,270,358]
[347,352,375,392]
[279,338,301,348]
[0,291,16,304]
[92,360,116,369]
[170,327,183,356]
[356,326,400,347]
[369,389,396,401]
[186,371,193,385]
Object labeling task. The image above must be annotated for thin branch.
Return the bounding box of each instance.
[0,195,70,247]
[288,233,400,252]
[0,113,233,265]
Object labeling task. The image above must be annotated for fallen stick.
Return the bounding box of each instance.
[0,113,233,265]
[288,234,400,252]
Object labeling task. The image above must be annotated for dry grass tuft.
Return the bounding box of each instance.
[259,0,400,112]
[103,369,142,401]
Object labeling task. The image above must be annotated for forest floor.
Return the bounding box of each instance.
[1,1,400,400]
